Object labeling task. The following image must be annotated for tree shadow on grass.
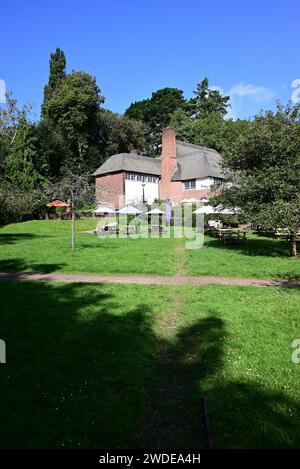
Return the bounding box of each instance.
[0,280,156,448]
[205,236,299,259]
[0,258,66,274]
[0,280,299,448]
[0,233,51,246]
[139,312,300,449]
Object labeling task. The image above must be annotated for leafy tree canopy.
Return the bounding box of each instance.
[217,103,300,257]
[188,77,230,119]
[42,71,105,173]
[125,87,185,155]
[6,117,46,192]
[42,48,66,116]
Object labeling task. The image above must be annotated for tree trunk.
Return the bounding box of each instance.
[290,232,297,258]
[71,205,75,251]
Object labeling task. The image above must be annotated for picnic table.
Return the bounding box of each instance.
[217,228,248,243]
[121,226,137,235]
[96,222,118,236]
[149,225,168,235]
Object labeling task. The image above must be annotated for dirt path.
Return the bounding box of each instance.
[0,271,299,288]
[136,283,208,448]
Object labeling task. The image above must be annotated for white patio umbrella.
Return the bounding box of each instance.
[179,198,200,204]
[145,208,166,215]
[194,205,241,215]
[94,206,116,214]
[116,205,143,215]
[193,205,216,214]
[216,205,241,215]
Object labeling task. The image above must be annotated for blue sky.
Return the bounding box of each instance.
[1,0,300,120]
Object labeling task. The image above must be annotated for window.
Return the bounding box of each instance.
[126,173,159,183]
[213,178,223,188]
[184,180,196,190]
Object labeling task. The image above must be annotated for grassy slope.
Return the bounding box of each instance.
[0,280,299,448]
[0,220,299,278]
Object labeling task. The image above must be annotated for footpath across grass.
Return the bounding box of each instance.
[0,280,299,448]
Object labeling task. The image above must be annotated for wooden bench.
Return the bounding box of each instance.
[217,229,247,243]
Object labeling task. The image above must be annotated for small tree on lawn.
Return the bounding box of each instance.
[47,173,94,250]
[218,102,300,257]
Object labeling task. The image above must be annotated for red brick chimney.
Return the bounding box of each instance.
[160,128,177,199]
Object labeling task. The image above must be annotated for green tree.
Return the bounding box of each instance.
[125,87,185,155]
[170,109,250,156]
[0,91,32,173]
[36,119,71,178]
[218,103,300,257]
[42,71,105,173]
[6,118,46,191]
[0,180,38,225]
[188,77,230,119]
[47,172,94,250]
[169,109,192,141]
[42,48,66,116]
[97,110,146,162]
[124,98,150,122]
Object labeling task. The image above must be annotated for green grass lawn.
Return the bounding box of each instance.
[187,232,300,279]
[0,219,299,279]
[0,219,181,276]
[0,280,300,448]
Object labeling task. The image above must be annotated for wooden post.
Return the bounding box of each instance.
[71,203,75,251]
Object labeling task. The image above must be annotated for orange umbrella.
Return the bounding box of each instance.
[47,200,68,207]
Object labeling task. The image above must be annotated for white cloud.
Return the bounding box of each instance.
[210,81,275,119]
[291,79,300,103]
[0,79,6,104]
[229,82,274,103]
[211,82,275,120]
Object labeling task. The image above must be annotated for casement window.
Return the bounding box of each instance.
[213,177,223,188]
[184,179,196,190]
[125,173,159,183]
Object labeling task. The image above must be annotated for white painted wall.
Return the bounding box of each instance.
[196,177,214,189]
[125,179,159,204]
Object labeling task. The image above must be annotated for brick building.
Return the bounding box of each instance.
[93,128,225,207]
